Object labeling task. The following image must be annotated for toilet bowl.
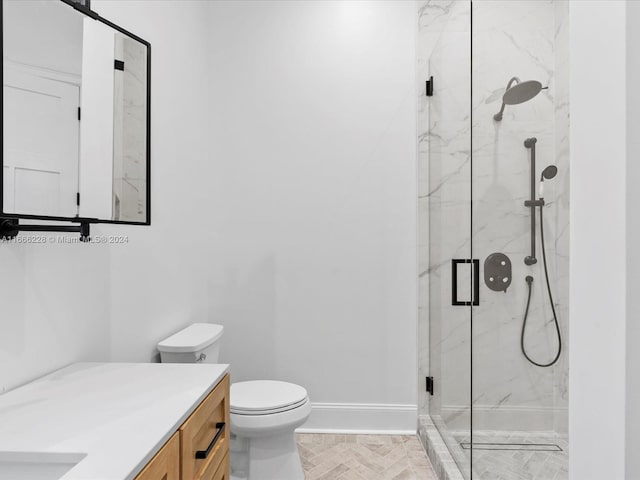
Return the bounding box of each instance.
[230,380,310,480]
[157,324,311,480]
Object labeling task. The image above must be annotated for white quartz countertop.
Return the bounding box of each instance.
[0,362,229,480]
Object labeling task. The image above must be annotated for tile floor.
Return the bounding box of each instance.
[296,433,438,480]
[455,431,569,480]
[419,415,569,480]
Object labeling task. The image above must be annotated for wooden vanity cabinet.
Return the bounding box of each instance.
[135,374,230,480]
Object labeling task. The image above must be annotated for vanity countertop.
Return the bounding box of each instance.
[0,362,229,480]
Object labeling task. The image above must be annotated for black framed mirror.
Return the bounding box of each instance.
[1,0,150,235]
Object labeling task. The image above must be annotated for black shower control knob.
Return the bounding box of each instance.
[484,253,512,292]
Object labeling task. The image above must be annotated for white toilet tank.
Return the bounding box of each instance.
[157,323,224,364]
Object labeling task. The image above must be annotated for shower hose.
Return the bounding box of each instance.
[521,204,562,367]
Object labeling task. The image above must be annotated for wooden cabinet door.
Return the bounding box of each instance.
[180,374,230,480]
[135,431,180,480]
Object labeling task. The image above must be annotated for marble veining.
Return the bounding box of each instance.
[417,0,569,478]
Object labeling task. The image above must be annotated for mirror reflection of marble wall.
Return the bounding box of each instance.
[2,0,149,223]
[113,35,147,222]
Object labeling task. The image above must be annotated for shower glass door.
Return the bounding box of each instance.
[470,1,569,479]
[420,1,472,478]
[420,1,569,479]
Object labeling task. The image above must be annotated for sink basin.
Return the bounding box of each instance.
[0,451,86,480]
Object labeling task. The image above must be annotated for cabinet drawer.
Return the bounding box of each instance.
[135,431,180,480]
[180,374,230,480]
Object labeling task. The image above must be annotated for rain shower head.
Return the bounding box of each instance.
[493,77,548,121]
[503,80,543,105]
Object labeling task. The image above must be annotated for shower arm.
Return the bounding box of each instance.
[523,137,544,266]
[495,76,521,119]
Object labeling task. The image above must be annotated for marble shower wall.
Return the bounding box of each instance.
[417,0,569,434]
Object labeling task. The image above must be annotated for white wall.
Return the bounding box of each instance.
[89,0,218,363]
[204,0,418,431]
[0,243,111,392]
[569,2,627,479]
[50,0,416,432]
[627,2,640,478]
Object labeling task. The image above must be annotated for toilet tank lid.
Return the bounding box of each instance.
[157,323,224,353]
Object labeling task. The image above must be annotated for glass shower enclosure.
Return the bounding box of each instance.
[417,2,569,479]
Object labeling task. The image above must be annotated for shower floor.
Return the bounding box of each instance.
[454,430,568,480]
[418,416,567,480]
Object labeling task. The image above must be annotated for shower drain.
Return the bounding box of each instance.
[459,442,563,452]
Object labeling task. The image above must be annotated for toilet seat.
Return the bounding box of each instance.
[231,380,308,416]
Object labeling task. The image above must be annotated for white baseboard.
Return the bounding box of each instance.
[296,402,417,435]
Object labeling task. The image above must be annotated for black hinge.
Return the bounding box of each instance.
[76,192,80,206]
[426,76,434,97]
[77,107,81,121]
[426,376,434,396]
[71,1,99,20]
[114,59,125,71]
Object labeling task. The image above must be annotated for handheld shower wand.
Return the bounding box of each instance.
[539,165,558,197]
[520,144,561,367]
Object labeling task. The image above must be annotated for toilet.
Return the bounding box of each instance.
[157,323,311,480]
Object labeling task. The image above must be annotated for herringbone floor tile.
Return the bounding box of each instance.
[296,434,438,480]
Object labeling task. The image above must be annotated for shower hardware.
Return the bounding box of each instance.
[521,208,562,367]
[523,141,559,266]
[484,253,512,292]
[519,137,562,367]
[451,259,480,306]
[426,376,434,396]
[426,76,434,97]
[539,165,558,197]
[493,77,548,121]
[524,137,543,266]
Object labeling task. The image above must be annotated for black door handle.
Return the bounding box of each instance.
[195,422,226,459]
[451,259,480,306]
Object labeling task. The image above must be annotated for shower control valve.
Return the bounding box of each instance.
[484,253,512,292]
